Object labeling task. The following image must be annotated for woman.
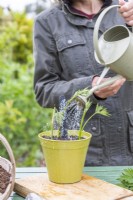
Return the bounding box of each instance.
[33,0,133,166]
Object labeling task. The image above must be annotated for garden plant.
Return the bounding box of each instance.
[39,88,110,183]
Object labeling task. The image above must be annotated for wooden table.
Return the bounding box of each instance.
[9,166,133,200]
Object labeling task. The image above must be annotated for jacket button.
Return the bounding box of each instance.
[117,127,122,132]
[67,39,72,44]
[92,127,97,131]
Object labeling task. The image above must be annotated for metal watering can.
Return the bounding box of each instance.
[78,5,133,105]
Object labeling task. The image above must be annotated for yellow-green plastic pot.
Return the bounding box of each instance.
[38,130,92,184]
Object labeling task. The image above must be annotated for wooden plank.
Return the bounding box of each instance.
[14,173,133,200]
[15,167,127,185]
[16,173,45,179]
[11,167,133,200]
[16,167,47,173]
[84,166,133,173]
[16,166,133,173]
[15,174,120,185]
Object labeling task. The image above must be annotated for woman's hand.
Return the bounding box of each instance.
[119,0,133,26]
[92,76,126,99]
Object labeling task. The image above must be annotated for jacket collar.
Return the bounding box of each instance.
[61,0,115,28]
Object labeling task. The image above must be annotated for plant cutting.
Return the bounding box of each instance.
[117,168,133,191]
[38,88,110,184]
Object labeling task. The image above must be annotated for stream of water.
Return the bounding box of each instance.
[54,96,84,138]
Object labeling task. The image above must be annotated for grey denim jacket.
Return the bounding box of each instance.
[33,0,133,166]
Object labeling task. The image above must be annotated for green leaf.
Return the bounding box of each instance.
[117,168,133,191]
[95,104,110,117]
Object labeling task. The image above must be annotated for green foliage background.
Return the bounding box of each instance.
[0,8,52,166]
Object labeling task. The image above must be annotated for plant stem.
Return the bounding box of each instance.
[51,107,56,139]
[79,110,87,139]
[79,113,97,139]
[58,129,61,138]
[82,113,97,131]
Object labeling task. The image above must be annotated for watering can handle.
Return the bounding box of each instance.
[86,74,123,100]
[77,74,123,105]
[93,4,133,65]
[0,133,16,197]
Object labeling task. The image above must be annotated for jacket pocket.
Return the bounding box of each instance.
[56,33,90,74]
[127,110,133,152]
[56,33,86,51]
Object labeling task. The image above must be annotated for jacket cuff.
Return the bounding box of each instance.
[126,24,132,31]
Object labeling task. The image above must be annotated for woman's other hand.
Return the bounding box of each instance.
[119,0,133,26]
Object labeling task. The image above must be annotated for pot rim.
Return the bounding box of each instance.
[38,130,92,142]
